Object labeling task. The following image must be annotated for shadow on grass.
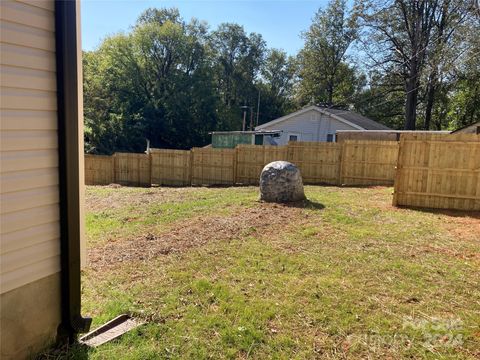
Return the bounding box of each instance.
[36,342,92,360]
[397,206,480,219]
[280,199,325,210]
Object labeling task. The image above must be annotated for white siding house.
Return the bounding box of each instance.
[255,105,390,145]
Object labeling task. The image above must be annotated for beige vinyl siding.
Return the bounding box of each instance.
[0,0,60,294]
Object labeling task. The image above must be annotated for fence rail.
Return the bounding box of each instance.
[84,135,480,211]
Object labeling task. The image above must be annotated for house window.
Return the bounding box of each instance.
[289,135,298,142]
[326,134,334,142]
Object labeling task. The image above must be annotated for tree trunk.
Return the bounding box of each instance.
[327,76,334,106]
[424,76,436,130]
[404,76,418,130]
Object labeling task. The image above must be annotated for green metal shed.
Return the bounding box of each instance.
[210,131,282,148]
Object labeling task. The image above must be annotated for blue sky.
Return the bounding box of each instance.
[81,0,329,55]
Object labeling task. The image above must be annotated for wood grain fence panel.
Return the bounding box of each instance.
[393,133,480,210]
[287,142,341,185]
[191,148,236,185]
[84,154,114,185]
[236,145,288,185]
[340,140,399,186]
[150,149,191,186]
[114,153,151,187]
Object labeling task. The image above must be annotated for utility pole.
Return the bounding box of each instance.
[256,91,260,127]
[240,105,248,131]
[249,108,254,131]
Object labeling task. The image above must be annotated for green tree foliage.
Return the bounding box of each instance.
[356,0,479,130]
[444,25,480,129]
[84,8,293,154]
[84,3,480,153]
[296,0,359,107]
[84,9,218,152]
[256,49,296,124]
[209,23,266,130]
[353,71,405,129]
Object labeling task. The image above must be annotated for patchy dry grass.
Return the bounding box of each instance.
[44,185,480,359]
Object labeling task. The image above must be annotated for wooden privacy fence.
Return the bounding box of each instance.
[85,135,480,211]
[85,154,114,185]
[191,147,236,185]
[236,145,288,185]
[393,133,480,211]
[114,153,151,187]
[84,153,150,186]
[150,149,191,186]
[341,140,399,186]
[288,142,342,185]
[85,140,399,187]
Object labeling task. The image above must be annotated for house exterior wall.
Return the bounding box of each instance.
[0,1,63,358]
[258,109,358,145]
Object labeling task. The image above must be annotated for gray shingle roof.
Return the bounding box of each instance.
[322,108,391,130]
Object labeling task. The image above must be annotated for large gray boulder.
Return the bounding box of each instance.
[259,161,306,203]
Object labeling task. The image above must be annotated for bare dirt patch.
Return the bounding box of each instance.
[440,212,480,242]
[86,187,195,212]
[88,202,308,270]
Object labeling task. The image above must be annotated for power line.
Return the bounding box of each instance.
[326,47,480,119]
[323,16,477,116]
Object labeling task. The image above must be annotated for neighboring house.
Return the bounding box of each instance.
[1,1,89,359]
[451,121,480,134]
[255,105,391,145]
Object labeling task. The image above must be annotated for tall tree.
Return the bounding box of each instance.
[257,49,296,123]
[83,8,220,153]
[358,0,456,129]
[421,0,473,129]
[209,23,266,129]
[297,0,358,106]
[445,19,480,129]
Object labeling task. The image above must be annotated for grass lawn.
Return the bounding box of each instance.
[44,185,479,359]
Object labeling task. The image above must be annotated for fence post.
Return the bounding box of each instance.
[286,141,294,163]
[113,153,117,184]
[392,137,404,206]
[338,142,347,186]
[110,155,114,184]
[148,152,152,187]
[233,146,238,185]
[189,149,194,186]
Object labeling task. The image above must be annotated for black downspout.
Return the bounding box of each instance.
[55,0,91,343]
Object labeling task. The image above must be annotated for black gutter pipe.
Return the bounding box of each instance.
[55,0,91,342]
